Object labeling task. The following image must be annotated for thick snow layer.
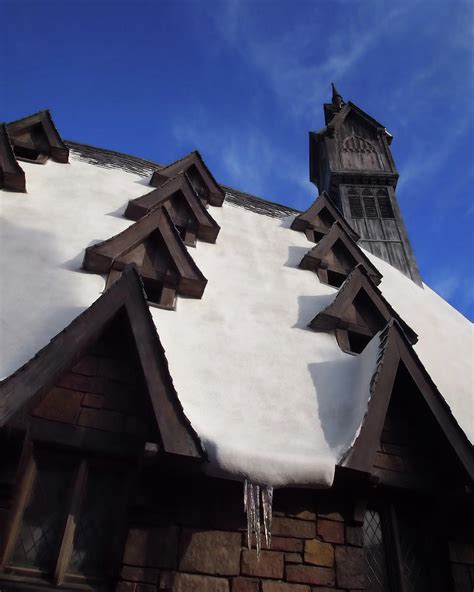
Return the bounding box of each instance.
[1,154,472,487]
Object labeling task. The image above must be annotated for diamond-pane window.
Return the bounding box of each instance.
[10,462,73,571]
[68,469,123,576]
[363,509,390,592]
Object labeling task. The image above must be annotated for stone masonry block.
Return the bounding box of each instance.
[317,519,344,544]
[179,529,241,576]
[335,546,365,589]
[124,526,178,569]
[449,542,474,565]
[261,582,311,592]
[231,577,260,592]
[272,517,315,539]
[121,566,159,584]
[304,539,334,567]
[241,549,284,579]
[271,536,304,552]
[165,573,229,592]
[286,564,335,586]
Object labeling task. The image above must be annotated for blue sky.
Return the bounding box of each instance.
[2,0,473,320]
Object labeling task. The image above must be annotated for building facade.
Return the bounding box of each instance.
[0,91,473,592]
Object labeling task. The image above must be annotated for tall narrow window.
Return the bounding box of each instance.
[1,453,128,588]
[363,509,391,592]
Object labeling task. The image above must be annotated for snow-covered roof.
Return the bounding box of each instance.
[1,148,472,488]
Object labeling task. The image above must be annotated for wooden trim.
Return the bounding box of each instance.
[0,265,204,459]
[149,151,225,206]
[125,173,220,244]
[6,111,69,164]
[83,206,207,300]
[309,264,417,345]
[54,460,88,585]
[0,124,26,192]
[291,191,359,241]
[0,445,36,569]
[343,321,474,482]
[299,221,382,286]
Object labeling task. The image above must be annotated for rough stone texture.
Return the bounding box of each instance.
[345,525,363,547]
[123,526,179,569]
[162,573,229,592]
[304,539,334,567]
[449,542,474,565]
[284,552,302,563]
[179,529,241,575]
[261,582,311,592]
[335,546,365,590]
[317,519,345,544]
[241,549,284,579]
[271,536,304,552]
[116,583,135,592]
[272,517,316,539]
[286,565,335,586]
[135,585,155,592]
[121,566,159,584]
[232,577,260,592]
[287,510,316,521]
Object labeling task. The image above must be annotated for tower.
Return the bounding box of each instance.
[309,85,422,285]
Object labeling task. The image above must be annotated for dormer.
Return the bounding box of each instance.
[150,151,225,207]
[83,207,207,309]
[0,124,26,192]
[6,111,69,164]
[310,264,417,354]
[299,222,382,288]
[291,190,359,243]
[125,172,220,246]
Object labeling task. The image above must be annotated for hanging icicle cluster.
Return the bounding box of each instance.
[244,480,274,557]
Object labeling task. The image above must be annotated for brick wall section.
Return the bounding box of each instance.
[117,479,366,592]
[31,319,152,439]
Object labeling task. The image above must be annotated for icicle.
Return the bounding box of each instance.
[243,480,274,557]
[262,485,274,549]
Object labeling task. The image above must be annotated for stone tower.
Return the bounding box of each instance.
[309,84,422,285]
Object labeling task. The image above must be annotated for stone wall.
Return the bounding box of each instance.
[117,475,365,592]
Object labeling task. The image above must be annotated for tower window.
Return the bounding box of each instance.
[345,187,395,220]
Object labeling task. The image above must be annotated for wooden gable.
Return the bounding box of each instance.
[0,124,26,193]
[291,191,359,242]
[343,321,474,485]
[299,222,382,287]
[150,151,225,207]
[125,172,220,246]
[83,207,207,309]
[6,111,69,165]
[0,265,203,460]
[310,264,417,353]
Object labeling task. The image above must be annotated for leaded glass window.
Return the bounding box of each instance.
[363,509,390,592]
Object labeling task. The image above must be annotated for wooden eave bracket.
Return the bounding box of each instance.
[6,110,69,164]
[0,124,26,192]
[0,265,204,459]
[299,222,382,286]
[149,150,225,207]
[83,206,207,300]
[342,320,474,482]
[309,264,417,344]
[125,172,220,244]
[291,191,359,241]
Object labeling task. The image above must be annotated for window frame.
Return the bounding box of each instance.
[0,445,132,590]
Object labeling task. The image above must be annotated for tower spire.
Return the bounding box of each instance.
[331,82,344,110]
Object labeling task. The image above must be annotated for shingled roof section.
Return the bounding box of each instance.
[0,265,204,460]
[342,320,474,481]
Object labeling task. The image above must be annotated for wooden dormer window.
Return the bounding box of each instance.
[1,449,129,589]
[299,223,382,288]
[309,265,417,354]
[291,191,359,243]
[149,151,225,207]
